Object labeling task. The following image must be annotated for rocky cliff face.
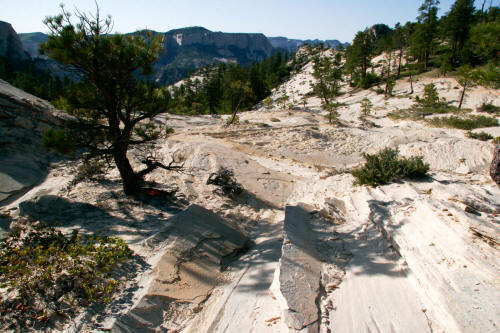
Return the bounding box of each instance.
[18,32,48,58]
[154,27,274,84]
[268,36,349,52]
[166,27,273,56]
[0,21,30,62]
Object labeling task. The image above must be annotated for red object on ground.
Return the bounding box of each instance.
[148,189,161,196]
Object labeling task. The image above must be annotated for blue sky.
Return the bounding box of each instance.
[2,0,498,42]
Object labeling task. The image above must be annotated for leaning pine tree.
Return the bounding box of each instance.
[41,5,179,195]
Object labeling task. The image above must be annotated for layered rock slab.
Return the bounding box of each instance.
[271,204,321,333]
[113,204,248,332]
[0,79,66,204]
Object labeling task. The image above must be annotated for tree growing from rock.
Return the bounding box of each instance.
[456,65,477,109]
[360,98,373,119]
[41,5,176,195]
[312,53,343,124]
[227,80,253,125]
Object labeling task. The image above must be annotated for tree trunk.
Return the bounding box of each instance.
[114,148,141,195]
[228,98,243,125]
[409,73,414,94]
[458,84,466,109]
[397,48,403,77]
[490,144,500,185]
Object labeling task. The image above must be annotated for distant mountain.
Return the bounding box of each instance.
[15,26,275,84]
[0,21,30,62]
[153,26,274,84]
[5,23,347,85]
[268,36,349,52]
[18,32,48,58]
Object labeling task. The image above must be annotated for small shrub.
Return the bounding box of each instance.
[388,104,462,120]
[426,115,498,130]
[263,97,273,108]
[418,83,441,107]
[74,157,108,183]
[360,98,373,118]
[0,222,132,328]
[256,122,271,128]
[270,117,281,122]
[358,72,380,89]
[207,167,243,196]
[351,148,429,187]
[42,128,74,154]
[466,131,493,141]
[477,102,500,114]
[226,115,240,125]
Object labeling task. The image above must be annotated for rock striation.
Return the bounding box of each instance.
[113,205,248,332]
[0,79,66,204]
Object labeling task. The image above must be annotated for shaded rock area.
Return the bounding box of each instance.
[0,21,30,62]
[0,79,67,204]
[113,205,248,332]
[271,204,321,332]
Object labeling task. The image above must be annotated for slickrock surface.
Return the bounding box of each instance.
[1,51,499,332]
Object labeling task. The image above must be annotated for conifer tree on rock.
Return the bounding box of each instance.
[41,5,177,195]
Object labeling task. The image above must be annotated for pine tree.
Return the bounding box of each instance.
[41,5,172,195]
[443,0,476,64]
[345,29,374,82]
[412,0,440,69]
[312,53,343,124]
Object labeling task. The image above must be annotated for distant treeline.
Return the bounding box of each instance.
[343,0,500,88]
[169,51,291,115]
[0,50,291,115]
[0,57,72,101]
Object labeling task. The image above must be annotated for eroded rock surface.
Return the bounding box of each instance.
[113,205,248,332]
[271,204,321,332]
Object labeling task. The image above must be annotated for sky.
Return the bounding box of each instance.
[2,0,498,42]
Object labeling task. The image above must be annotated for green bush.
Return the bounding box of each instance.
[270,117,281,122]
[466,131,493,141]
[358,72,380,89]
[417,83,441,107]
[477,102,500,114]
[207,167,243,196]
[0,223,132,327]
[42,128,74,154]
[388,104,462,120]
[352,148,429,187]
[426,115,498,130]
